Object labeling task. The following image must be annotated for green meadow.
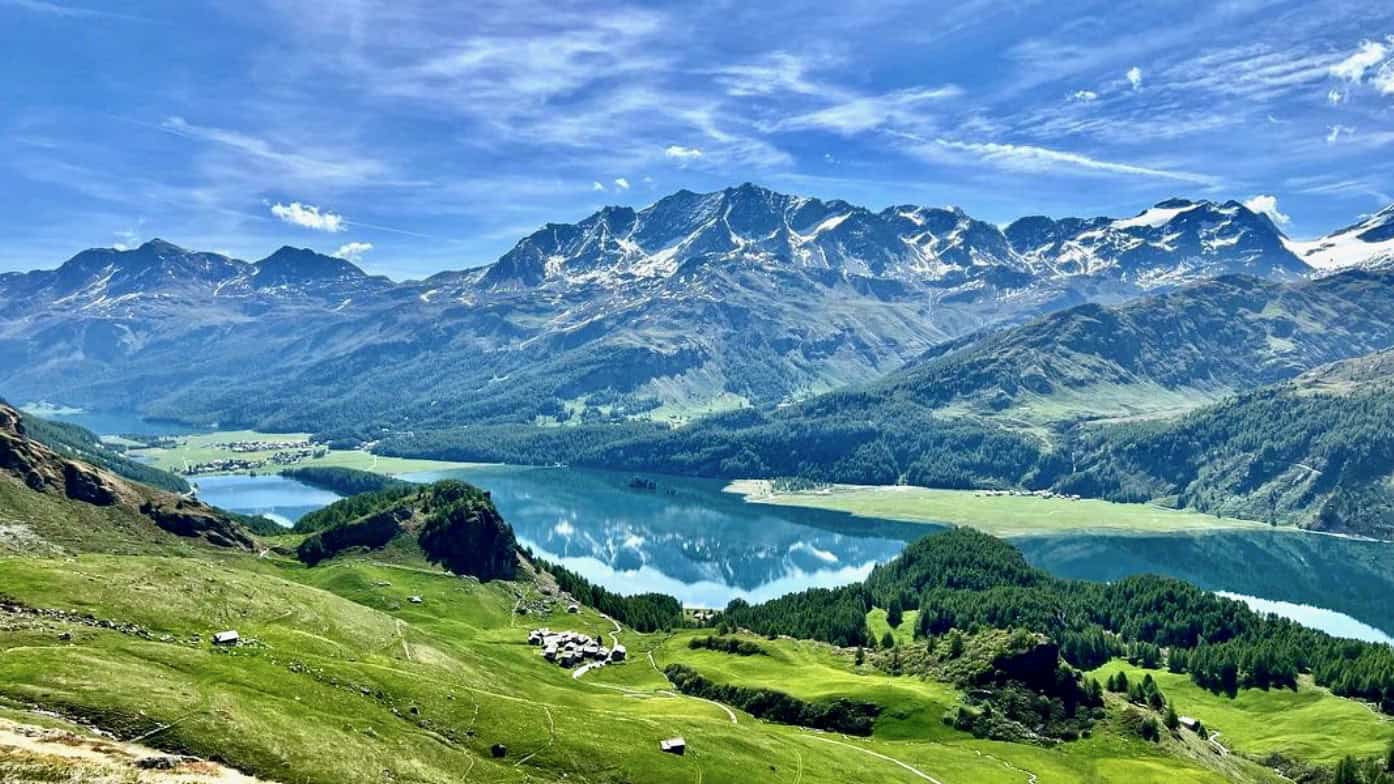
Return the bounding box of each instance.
[0,543,1330,784]
[1089,660,1394,765]
[130,429,474,477]
[730,479,1268,536]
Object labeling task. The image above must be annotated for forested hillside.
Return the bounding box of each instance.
[1055,350,1394,536]
[377,267,1394,537]
[728,528,1394,712]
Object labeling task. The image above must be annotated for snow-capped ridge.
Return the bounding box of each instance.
[473,187,1310,293]
[1284,202,1394,271]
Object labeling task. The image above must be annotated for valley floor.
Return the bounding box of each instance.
[129,429,479,477]
[728,479,1271,537]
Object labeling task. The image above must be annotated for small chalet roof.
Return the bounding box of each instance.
[660,737,686,752]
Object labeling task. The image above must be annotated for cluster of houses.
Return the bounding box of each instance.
[528,628,626,668]
[183,445,328,475]
[220,438,314,453]
[973,488,1083,501]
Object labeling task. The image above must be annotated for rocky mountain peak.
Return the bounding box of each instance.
[473,185,1311,293]
[252,246,367,287]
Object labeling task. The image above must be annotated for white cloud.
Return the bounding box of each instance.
[781,85,962,134]
[1330,39,1390,82]
[1242,195,1290,225]
[591,181,606,192]
[664,144,704,160]
[930,137,1218,185]
[1375,62,1394,95]
[333,241,373,262]
[1126,66,1143,91]
[1327,88,1347,105]
[110,228,142,251]
[613,177,631,190]
[1327,124,1355,143]
[271,201,347,232]
[1069,90,1099,102]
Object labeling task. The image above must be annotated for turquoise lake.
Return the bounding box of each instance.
[66,411,1394,644]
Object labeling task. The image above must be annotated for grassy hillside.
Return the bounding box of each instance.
[0,403,256,554]
[1,437,1387,782]
[0,550,1301,784]
[1089,661,1394,765]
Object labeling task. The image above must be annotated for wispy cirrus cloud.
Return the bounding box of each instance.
[2,0,146,21]
[707,51,825,96]
[925,137,1220,185]
[159,116,394,187]
[778,86,962,134]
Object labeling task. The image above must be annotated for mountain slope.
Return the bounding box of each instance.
[0,186,1318,434]
[1057,348,1394,537]
[376,266,1394,533]
[0,403,254,553]
[16,408,191,493]
[869,266,1394,422]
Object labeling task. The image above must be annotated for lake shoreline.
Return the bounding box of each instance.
[725,478,1273,538]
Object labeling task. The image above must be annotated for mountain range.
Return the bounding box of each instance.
[2,184,1392,435]
[374,262,1394,536]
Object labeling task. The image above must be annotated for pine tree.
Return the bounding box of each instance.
[1164,704,1180,731]
[855,646,865,666]
[887,597,904,629]
[1086,678,1104,706]
[947,631,964,659]
[1333,755,1360,784]
[881,630,896,650]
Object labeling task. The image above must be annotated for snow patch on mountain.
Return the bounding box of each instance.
[1285,205,1394,270]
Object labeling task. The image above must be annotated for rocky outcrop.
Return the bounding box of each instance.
[0,403,253,551]
[0,404,121,505]
[140,499,255,550]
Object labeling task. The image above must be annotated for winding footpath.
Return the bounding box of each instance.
[802,734,945,784]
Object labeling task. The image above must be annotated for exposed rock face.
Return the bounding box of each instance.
[0,404,120,504]
[139,499,255,550]
[0,403,253,550]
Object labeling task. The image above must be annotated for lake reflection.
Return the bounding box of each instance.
[407,466,919,607]
[1017,530,1394,641]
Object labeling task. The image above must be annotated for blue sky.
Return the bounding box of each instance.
[3,0,1394,279]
